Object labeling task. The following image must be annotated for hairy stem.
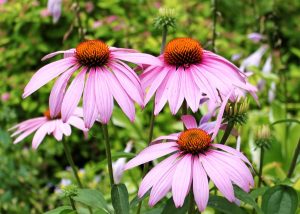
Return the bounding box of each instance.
[287,138,300,178]
[102,124,115,187]
[75,0,84,40]
[258,147,264,188]
[69,197,77,211]
[220,122,234,145]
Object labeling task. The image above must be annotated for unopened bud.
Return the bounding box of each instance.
[224,99,249,125]
[255,125,272,149]
[154,8,176,29]
[62,184,78,198]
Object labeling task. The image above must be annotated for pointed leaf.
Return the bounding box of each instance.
[111,184,130,214]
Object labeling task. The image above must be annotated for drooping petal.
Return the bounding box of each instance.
[124,142,178,170]
[61,68,87,122]
[32,122,54,149]
[201,153,235,202]
[68,116,88,131]
[172,154,192,207]
[168,68,182,114]
[13,123,44,144]
[111,52,162,66]
[138,154,179,197]
[23,57,76,98]
[149,161,177,206]
[193,155,209,212]
[104,68,135,122]
[83,68,98,128]
[59,121,72,136]
[182,68,200,112]
[151,133,179,144]
[49,65,79,118]
[181,115,197,129]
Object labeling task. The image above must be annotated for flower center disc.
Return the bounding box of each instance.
[43,109,61,120]
[76,40,110,67]
[164,38,203,67]
[177,128,211,154]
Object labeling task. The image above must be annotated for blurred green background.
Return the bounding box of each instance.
[0,0,300,213]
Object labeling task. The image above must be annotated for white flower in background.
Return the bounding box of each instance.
[236,135,241,151]
[113,141,133,184]
[55,178,72,194]
[268,82,276,103]
[231,53,242,61]
[257,55,272,90]
[240,45,268,72]
[47,0,62,23]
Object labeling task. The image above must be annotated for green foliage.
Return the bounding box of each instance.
[111,184,130,214]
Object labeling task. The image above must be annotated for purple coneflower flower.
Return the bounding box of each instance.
[23,40,161,128]
[247,33,265,43]
[125,115,254,211]
[141,38,257,115]
[10,108,87,149]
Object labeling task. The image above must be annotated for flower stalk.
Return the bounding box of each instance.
[220,122,234,145]
[258,147,265,188]
[287,138,300,178]
[62,139,83,188]
[211,0,218,52]
[102,124,115,187]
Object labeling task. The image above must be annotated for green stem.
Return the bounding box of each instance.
[102,124,115,187]
[69,197,77,212]
[287,138,300,178]
[188,191,196,214]
[211,0,218,52]
[62,140,83,188]
[75,0,84,40]
[258,147,264,188]
[160,26,168,54]
[220,122,234,145]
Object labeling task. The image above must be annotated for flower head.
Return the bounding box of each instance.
[9,108,87,149]
[23,39,162,128]
[125,115,254,211]
[141,37,257,116]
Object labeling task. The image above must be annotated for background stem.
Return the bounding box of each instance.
[102,124,115,187]
[287,138,300,178]
[211,0,218,52]
[258,147,264,188]
[220,122,234,145]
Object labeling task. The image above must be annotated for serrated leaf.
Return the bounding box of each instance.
[208,195,247,214]
[262,185,298,214]
[72,189,108,211]
[161,196,190,214]
[111,183,130,214]
[234,186,262,214]
[43,206,72,214]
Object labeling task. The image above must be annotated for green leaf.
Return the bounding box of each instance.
[111,152,136,159]
[72,189,108,211]
[93,209,110,214]
[234,186,262,214]
[262,185,298,214]
[111,183,130,214]
[130,190,150,207]
[43,206,72,214]
[208,195,247,214]
[161,196,190,214]
[249,187,269,199]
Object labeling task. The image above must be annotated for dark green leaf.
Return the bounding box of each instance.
[72,189,108,211]
[43,206,72,214]
[234,186,262,214]
[93,209,110,214]
[111,183,130,214]
[208,195,247,214]
[262,185,298,214]
[161,196,190,214]
[249,187,269,199]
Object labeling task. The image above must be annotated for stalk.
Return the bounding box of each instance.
[220,122,234,145]
[102,124,115,187]
[287,138,300,178]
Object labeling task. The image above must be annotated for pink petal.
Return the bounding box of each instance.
[53,122,63,141]
[168,68,184,114]
[138,154,179,197]
[149,160,177,206]
[182,68,200,112]
[140,66,161,91]
[94,68,114,124]
[42,49,75,61]
[151,134,179,144]
[59,121,72,136]
[144,66,170,105]
[9,117,46,131]
[212,144,252,166]
[104,68,135,122]
[61,68,87,122]
[172,154,192,207]
[110,63,143,106]
[124,142,178,170]
[111,52,162,66]
[68,116,88,131]
[211,90,233,140]
[32,122,53,149]
[193,155,209,212]
[112,60,140,89]
[13,123,44,144]
[83,68,98,128]
[201,153,235,202]
[181,115,197,129]
[49,65,78,118]
[11,118,46,137]
[23,57,76,98]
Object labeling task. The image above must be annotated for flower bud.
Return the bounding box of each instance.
[154,8,176,29]
[62,184,78,198]
[224,99,249,125]
[254,125,272,149]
